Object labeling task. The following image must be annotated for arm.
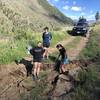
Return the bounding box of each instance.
[50,32,52,40]
[55,54,61,62]
[42,33,45,40]
[42,48,45,54]
[64,51,68,60]
[30,48,34,56]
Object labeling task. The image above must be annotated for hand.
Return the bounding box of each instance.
[43,47,47,50]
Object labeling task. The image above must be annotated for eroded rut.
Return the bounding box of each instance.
[0,34,90,100]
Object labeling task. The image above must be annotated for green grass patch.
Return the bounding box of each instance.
[0,30,70,64]
[0,40,28,64]
[73,63,100,100]
[72,24,100,100]
[65,36,81,50]
[51,31,70,46]
[79,25,100,59]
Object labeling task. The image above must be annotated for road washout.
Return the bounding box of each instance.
[0,32,90,100]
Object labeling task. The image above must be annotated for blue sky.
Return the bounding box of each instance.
[47,0,100,20]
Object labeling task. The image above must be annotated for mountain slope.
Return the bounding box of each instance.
[0,0,73,34]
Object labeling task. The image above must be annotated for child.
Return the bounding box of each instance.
[56,44,69,74]
[30,42,45,80]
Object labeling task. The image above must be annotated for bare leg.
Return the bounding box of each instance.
[43,48,48,59]
[46,49,49,59]
[37,63,42,77]
[33,62,38,77]
[61,65,65,73]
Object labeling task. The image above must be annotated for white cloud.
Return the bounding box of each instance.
[73,1,76,5]
[71,6,82,12]
[63,5,69,10]
[86,14,94,20]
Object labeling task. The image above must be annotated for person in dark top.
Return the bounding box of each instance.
[30,42,45,80]
[56,44,69,73]
[42,27,52,59]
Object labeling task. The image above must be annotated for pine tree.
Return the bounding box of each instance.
[95,11,100,21]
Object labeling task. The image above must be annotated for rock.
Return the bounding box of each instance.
[47,70,59,83]
[69,67,81,77]
[20,77,35,91]
[59,74,70,81]
[43,83,54,96]
[52,79,73,97]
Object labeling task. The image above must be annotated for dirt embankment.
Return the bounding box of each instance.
[0,33,90,100]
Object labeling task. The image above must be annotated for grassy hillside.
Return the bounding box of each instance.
[0,0,73,35]
[0,30,70,64]
[0,0,73,64]
[79,24,100,59]
[38,0,73,24]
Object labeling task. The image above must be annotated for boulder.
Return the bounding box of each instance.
[46,70,59,83]
[69,67,81,77]
[59,74,71,81]
[52,79,73,97]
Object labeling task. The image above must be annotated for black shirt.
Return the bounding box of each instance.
[30,47,44,60]
[59,48,67,59]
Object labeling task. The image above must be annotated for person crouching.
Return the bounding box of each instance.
[56,44,69,74]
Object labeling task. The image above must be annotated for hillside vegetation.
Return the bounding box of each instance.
[72,24,100,100]
[0,0,73,35]
[0,0,73,64]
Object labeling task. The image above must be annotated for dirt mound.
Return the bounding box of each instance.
[40,59,92,99]
[0,58,92,100]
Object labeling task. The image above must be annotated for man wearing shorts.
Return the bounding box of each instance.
[42,27,52,59]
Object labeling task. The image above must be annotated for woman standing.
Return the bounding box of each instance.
[56,44,69,74]
[42,27,52,59]
[30,42,45,80]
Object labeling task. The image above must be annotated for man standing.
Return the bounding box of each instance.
[42,27,52,59]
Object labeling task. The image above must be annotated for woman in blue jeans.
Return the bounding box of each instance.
[56,44,69,73]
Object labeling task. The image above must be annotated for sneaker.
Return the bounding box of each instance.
[36,75,39,80]
[36,75,41,81]
[32,74,36,81]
